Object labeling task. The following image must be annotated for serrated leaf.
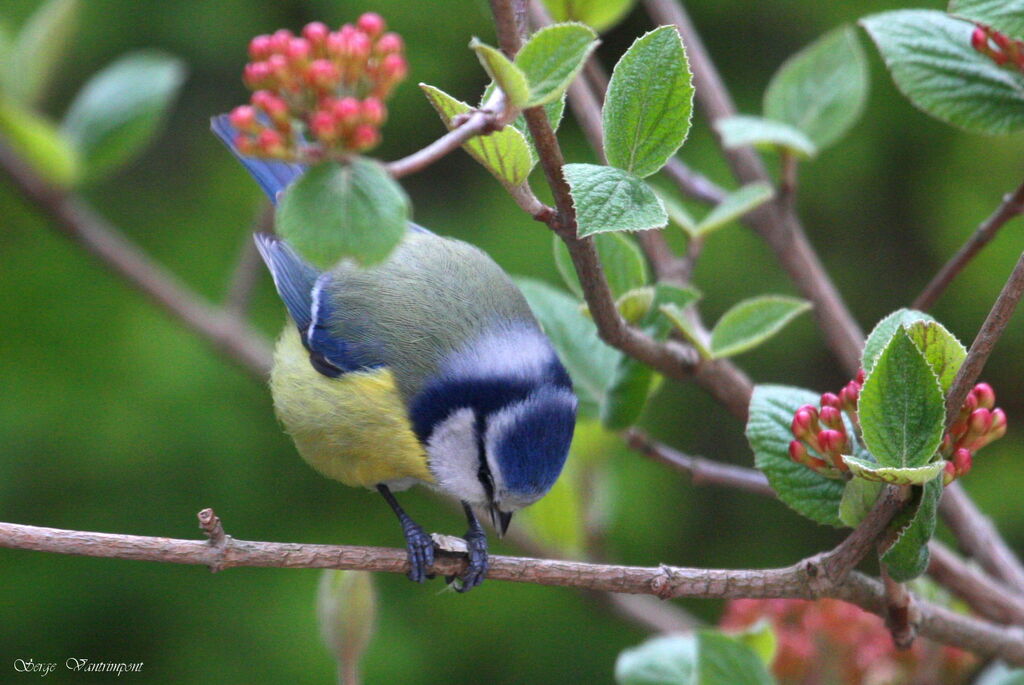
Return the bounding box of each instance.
[603,26,693,178]
[694,182,774,236]
[0,100,77,186]
[882,476,943,581]
[615,634,697,685]
[516,278,620,417]
[470,38,530,107]
[764,25,869,149]
[859,328,946,468]
[862,308,935,375]
[747,385,846,527]
[904,319,967,393]
[421,83,533,186]
[715,114,818,158]
[839,477,885,527]
[61,51,185,183]
[515,23,598,107]
[710,295,811,359]
[564,163,668,236]
[862,10,1024,135]
[950,0,1024,41]
[697,631,774,685]
[659,302,711,359]
[542,0,636,33]
[3,0,77,106]
[552,231,649,300]
[842,454,948,484]
[276,159,409,268]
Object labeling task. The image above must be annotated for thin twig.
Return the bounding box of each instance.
[914,180,1024,311]
[2,517,1022,662]
[882,567,919,649]
[929,541,1024,626]
[0,138,273,380]
[940,482,1024,593]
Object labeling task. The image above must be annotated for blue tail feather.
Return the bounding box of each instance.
[253,233,319,330]
[211,114,305,204]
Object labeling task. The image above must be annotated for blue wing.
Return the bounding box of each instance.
[211,115,305,204]
[255,233,382,377]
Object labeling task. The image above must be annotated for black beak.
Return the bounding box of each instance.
[489,505,513,538]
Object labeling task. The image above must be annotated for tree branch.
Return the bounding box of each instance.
[914,179,1024,311]
[0,138,273,380]
[642,0,864,376]
[3,516,1023,663]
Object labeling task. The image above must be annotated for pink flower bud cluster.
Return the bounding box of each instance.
[230,13,407,160]
[941,382,1006,485]
[787,370,864,478]
[971,25,1024,72]
[721,598,975,685]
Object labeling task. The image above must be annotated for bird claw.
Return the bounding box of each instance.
[402,524,435,583]
[454,530,489,593]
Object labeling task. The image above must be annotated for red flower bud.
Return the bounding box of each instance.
[792,407,817,440]
[249,34,273,60]
[971,26,990,53]
[855,369,865,385]
[351,123,380,150]
[968,408,993,436]
[991,407,1007,435]
[257,128,286,157]
[953,448,973,477]
[348,31,372,60]
[302,22,330,49]
[944,460,957,486]
[820,393,840,409]
[818,429,844,456]
[270,29,294,54]
[267,54,290,82]
[332,97,362,126]
[357,12,387,39]
[819,406,843,431]
[307,59,340,90]
[243,61,273,89]
[992,30,1013,51]
[360,97,386,125]
[789,440,808,464]
[286,37,312,64]
[375,32,404,55]
[380,53,407,81]
[233,133,256,156]
[972,382,995,410]
[229,105,258,133]
[309,110,338,142]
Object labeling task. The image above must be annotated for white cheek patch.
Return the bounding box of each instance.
[425,407,487,505]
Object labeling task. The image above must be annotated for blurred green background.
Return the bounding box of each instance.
[2,0,1023,682]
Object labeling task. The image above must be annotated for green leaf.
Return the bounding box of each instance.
[603,26,693,178]
[470,38,530,107]
[839,477,885,527]
[515,23,598,107]
[3,0,78,106]
[858,328,946,468]
[730,620,778,670]
[659,302,711,359]
[862,308,935,375]
[842,454,948,484]
[882,476,943,581]
[694,182,774,237]
[974,662,1024,685]
[950,0,1024,41]
[563,163,668,236]
[615,634,697,685]
[764,25,869,149]
[861,10,1024,135]
[552,232,649,300]
[516,278,620,417]
[697,631,774,685]
[61,51,185,183]
[715,114,818,158]
[904,319,967,393]
[541,0,636,33]
[420,83,533,186]
[616,287,655,324]
[276,159,409,268]
[710,295,811,359]
[747,385,846,527]
[0,100,77,186]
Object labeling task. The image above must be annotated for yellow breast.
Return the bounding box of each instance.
[269,326,434,488]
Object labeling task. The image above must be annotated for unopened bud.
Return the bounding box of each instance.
[380,53,407,81]
[351,123,380,150]
[792,407,818,440]
[953,448,973,477]
[308,59,340,90]
[361,97,386,125]
[270,28,294,54]
[972,26,990,53]
[357,12,387,39]
[249,34,273,60]
[375,32,404,55]
[229,105,258,133]
[944,460,957,486]
[855,369,865,385]
[257,128,286,157]
[233,134,256,156]
[972,383,995,410]
[243,61,273,89]
[303,22,330,49]
[820,393,840,409]
[252,90,289,123]
[286,37,312,64]
[332,97,362,126]
[818,429,845,457]
[310,110,338,142]
[819,406,844,431]
[968,408,993,436]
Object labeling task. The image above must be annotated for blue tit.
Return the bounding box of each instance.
[212,116,577,591]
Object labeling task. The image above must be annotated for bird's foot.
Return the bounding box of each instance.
[401,521,435,583]
[453,529,488,593]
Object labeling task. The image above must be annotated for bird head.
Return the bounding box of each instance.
[410,324,577,536]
